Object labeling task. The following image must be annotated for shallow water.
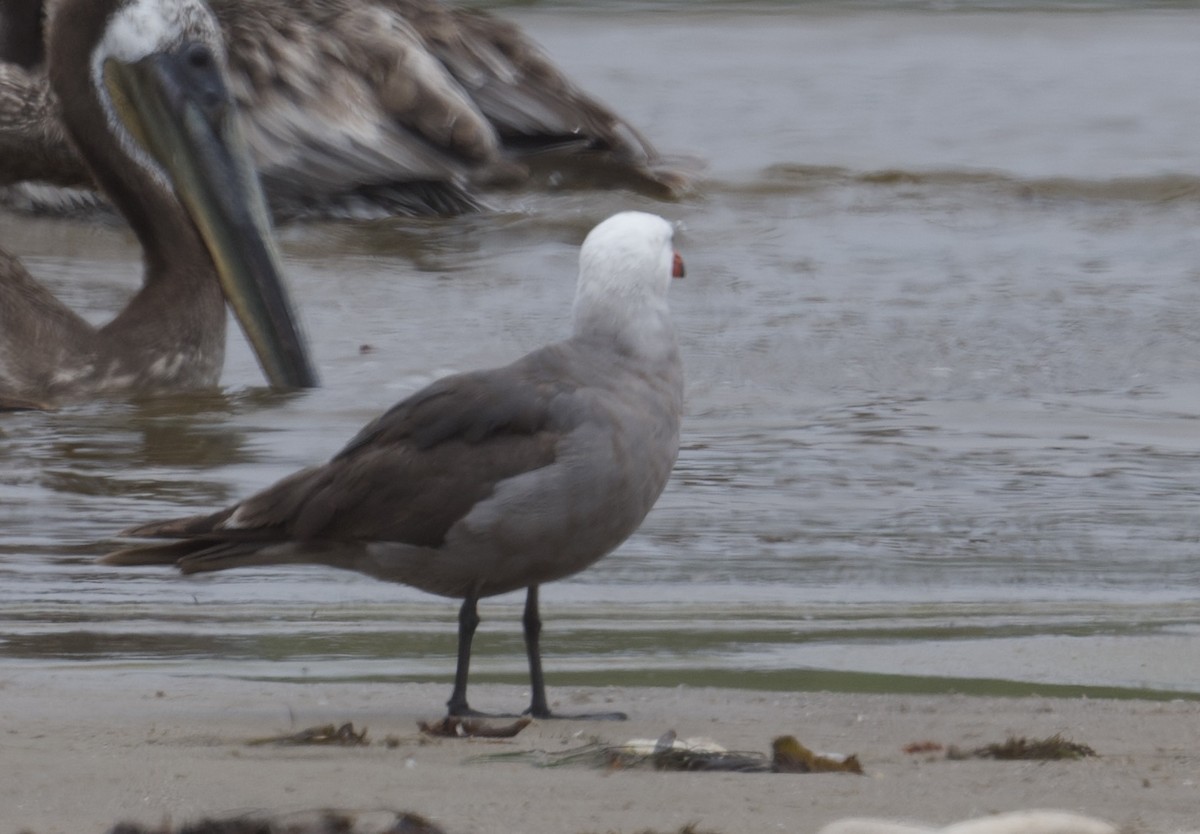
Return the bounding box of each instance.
[2,1,1200,701]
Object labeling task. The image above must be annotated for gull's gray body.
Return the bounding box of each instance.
[108,211,686,718]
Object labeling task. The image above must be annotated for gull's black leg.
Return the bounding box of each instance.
[446,593,481,716]
[523,585,550,718]
[521,584,626,721]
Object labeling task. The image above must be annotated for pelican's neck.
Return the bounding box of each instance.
[47,0,213,291]
[43,0,227,389]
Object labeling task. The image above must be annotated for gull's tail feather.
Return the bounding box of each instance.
[103,538,298,574]
[102,539,216,567]
[118,512,229,539]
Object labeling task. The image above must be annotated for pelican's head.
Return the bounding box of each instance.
[46,0,317,390]
[46,0,229,193]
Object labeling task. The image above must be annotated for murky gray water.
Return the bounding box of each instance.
[3,2,1200,699]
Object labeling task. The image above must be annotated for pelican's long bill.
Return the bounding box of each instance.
[104,44,318,389]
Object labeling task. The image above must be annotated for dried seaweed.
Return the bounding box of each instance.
[902,740,945,755]
[948,733,1097,761]
[771,735,864,774]
[246,723,369,747]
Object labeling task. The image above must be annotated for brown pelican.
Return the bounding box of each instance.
[107,211,685,719]
[1,0,318,410]
[1,0,691,218]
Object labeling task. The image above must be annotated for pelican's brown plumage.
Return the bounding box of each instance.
[2,0,692,218]
[107,211,686,718]
[0,61,88,188]
[0,0,91,190]
[0,0,317,410]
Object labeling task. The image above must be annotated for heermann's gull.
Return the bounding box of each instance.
[105,210,685,719]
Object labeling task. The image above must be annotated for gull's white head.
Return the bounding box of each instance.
[577,211,680,301]
[573,211,684,350]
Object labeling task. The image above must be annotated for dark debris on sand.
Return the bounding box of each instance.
[949,733,1097,761]
[247,723,370,747]
[102,811,445,834]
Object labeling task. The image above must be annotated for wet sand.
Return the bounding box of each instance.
[3,669,1198,834]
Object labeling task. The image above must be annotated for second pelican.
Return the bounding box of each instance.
[1,0,691,218]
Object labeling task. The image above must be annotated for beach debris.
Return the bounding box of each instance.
[772,735,864,774]
[948,733,1096,761]
[902,740,945,755]
[615,729,728,756]
[470,729,863,774]
[386,814,448,834]
[104,809,448,834]
[247,722,369,747]
[611,730,767,772]
[418,716,532,739]
[816,808,1118,834]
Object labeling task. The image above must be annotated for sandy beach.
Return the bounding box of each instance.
[2,669,1197,834]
